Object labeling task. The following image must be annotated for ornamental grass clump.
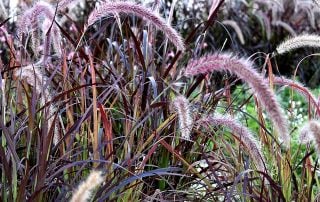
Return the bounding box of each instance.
[2,0,320,201]
[87,1,185,52]
[185,53,290,147]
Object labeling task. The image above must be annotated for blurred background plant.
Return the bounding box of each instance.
[0,0,320,201]
[175,0,320,86]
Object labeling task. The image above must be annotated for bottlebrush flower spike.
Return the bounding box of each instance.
[172,96,192,140]
[17,1,62,58]
[87,1,185,51]
[198,114,266,172]
[272,76,320,115]
[185,53,290,147]
[70,170,104,202]
[275,34,320,55]
[17,1,54,37]
[299,120,320,154]
[299,122,314,144]
[57,0,81,10]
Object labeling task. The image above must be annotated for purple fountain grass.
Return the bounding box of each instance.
[275,34,320,55]
[17,1,62,58]
[272,76,320,115]
[17,1,55,37]
[222,20,245,45]
[14,63,50,102]
[198,114,266,172]
[185,53,290,147]
[299,120,320,155]
[172,95,193,140]
[14,63,59,145]
[87,1,185,52]
[299,122,314,144]
[70,170,104,202]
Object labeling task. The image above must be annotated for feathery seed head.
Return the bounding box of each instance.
[185,53,290,147]
[299,123,314,144]
[17,1,62,58]
[70,170,104,202]
[14,64,46,95]
[17,1,55,36]
[299,120,320,154]
[299,120,320,142]
[275,34,320,55]
[172,95,192,140]
[199,114,266,172]
[272,76,320,115]
[87,1,185,51]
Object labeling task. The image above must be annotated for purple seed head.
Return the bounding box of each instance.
[87,1,185,51]
[185,53,290,147]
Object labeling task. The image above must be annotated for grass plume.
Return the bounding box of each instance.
[70,170,104,202]
[198,114,267,172]
[172,95,192,140]
[185,53,290,147]
[272,76,320,115]
[17,1,62,58]
[17,1,55,38]
[299,120,320,155]
[87,1,185,51]
[275,34,320,55]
